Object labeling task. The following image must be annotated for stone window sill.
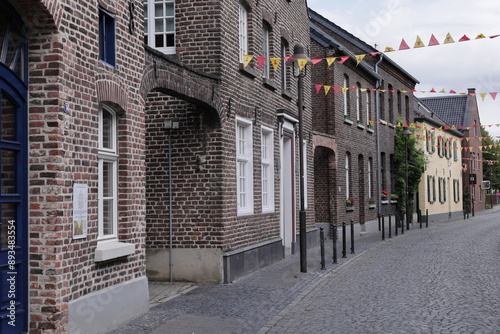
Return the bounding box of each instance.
[95,241,135,262]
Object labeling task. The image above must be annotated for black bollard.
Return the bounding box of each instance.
[401,211,405,235]
[350,220,355,254]
[378,214,381,231]
[388,213,392,238]
[342,221,347,258]
[426,209,429,228]
[332,225,338,264]
[395,212,398,236]
[320,227,326,270]
[381,214,385,240]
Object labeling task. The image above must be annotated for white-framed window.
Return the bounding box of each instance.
[345,152,351,199]
[261,127,274,212]
[453,179,460,202]
[368,158,373,198]
[236,117,254,215]
[365,90,371,125]
[453,141,458,161]
[343,75,349,116]
[238,3,248,63]
[281,41,288,91]
[356,83,361,121]
[98,105,118,240]
[144,0,175,54]
[262,25,270,78]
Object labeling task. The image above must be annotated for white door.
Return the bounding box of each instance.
[280,127,295,255]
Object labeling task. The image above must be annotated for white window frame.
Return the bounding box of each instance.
[365,90,370,125]
[356,83,361,121]
[236,117,254,215]
[345,153,350,199]
[343,75,349,116]
[281,41,288,91]
[98,105,118,241]
[261,126,274,213]
[262,25,270,79]
[368,158,373,198]
[238,3,248,63]
[144,0,176,54]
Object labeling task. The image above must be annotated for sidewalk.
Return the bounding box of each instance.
[107,209,496,334]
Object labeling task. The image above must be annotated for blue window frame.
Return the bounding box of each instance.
[99,8,116,66]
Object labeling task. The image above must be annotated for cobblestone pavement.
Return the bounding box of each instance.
[108,210,500,334]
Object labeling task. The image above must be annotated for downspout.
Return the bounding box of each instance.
[375,54,384,216]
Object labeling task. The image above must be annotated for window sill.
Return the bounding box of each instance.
[381,200,389,205]
[263,78,279,91]
[357,122,365,129]
[367,127,374,133]
[281,89,294,100]
[95,241,135,262]
[344,118,353,125]
[346,207,354,212]
[239,64,258,78]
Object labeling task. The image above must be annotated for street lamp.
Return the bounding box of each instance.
[402,125,412,230]
[289,43,311,273]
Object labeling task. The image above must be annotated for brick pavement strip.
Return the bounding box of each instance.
[107,210,500,334]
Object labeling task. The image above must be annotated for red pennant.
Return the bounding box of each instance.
[490,35,500,39]
[315,84,322,94]
[312,58,323,65]
[428,34,440,46]
[350,86,358,89]
[256,56,266,69]
[449,90,457,94]
[399,39,410,50]
[369,52,380,57]
[411,89,417,92]
[333,86,340,94]
[490,92,497,100]
[459,35,470,42]
[338,56,350,64]
[430,88,436,93]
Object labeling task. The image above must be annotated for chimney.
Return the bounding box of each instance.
[468,88,476,94]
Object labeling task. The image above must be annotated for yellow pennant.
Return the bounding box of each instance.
[270,58,281,71]
[476,33,486,39]
[414,35,425,48]
[439,88,446,93]
[341,87,349,94]
[400,90,407,93]
[324,85,331,95]
[297,59,308,72]
[444,33,455,44]
[355,54,366,66]
[326,57,336,67]
[369,121,374,126]
[384,46,395,52]
[479,93,487,101]
[451,125,456,129]
[360,88,368,92]
[243,55,253,68]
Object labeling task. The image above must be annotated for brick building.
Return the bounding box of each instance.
[309,9,419,232]
[0,0,314,332]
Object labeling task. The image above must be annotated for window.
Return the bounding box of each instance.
[437,137,443,157]
[281,41,288,91]
[453,179,460,202]
[388,84,393,124]
[98,105,118,240]
[397,90,402,116]
[262,25,270,78]
[343,75,349,116]
[144,0,175,54]
[345,153,351,199]
[238,3,248,63]
[261,127,274,212]
[356,83,361,122]
[236,117,254,215]
[99,8,116,66]
[368,158,373,198]
[381,152,386,194]
[365,90,371,125]
[453,141,458,161]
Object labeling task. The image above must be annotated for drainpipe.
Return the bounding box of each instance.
[375,54,384,216]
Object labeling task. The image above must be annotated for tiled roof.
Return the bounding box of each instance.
[420,96,468,129]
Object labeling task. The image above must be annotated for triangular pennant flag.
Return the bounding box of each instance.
[326,57,336,67]
[428,34,440,46]
[384,46,395,52]
[414,35,425,48]
[243,55,253,68]
[338,56,350,64]
[270,58,281,71]
[355,54,366,66]
[450,90,457,94]
[324,85,331,95]
[469,93,476,96]
[459,35,470,42]
[476,33,486,39]
[256,56,266,69]
[341,87,349,94]
[297,59,308,72]
[369,52,380,57]
[315,84,322,95]
[444,33,455,44]
[479,93,487,101]
[400,90,407,93]
[399,39,410,50]
[490,92,497,100]
[451,125,456,130]
[490,35,500,39]
[430,88,436,93]
[311,58,323,65]
[439,88,446,93]
[350,86,358,90]
[333,86,340,94]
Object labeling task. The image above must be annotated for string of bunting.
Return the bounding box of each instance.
[242,32,499,70]
[314,84,500,101]
[385,32,500,53]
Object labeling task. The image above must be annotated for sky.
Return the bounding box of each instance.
[308,0,500,137]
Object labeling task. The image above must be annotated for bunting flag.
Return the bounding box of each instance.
[338,56,350,64]
[270,57,281,71]
[315,84,322,95]
[399,39,410,50]
[312,58,323,65]
[459,35,470,42]
[414,35,425,48]
[355,54,366,66]
[428,34,440,46]
[324,85,331,95]
[256,56,266,69]
[326,57,336,67]
[444,33,455,44]
[243,55,253,68]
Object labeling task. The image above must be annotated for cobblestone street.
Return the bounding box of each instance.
[109,210,500,334]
